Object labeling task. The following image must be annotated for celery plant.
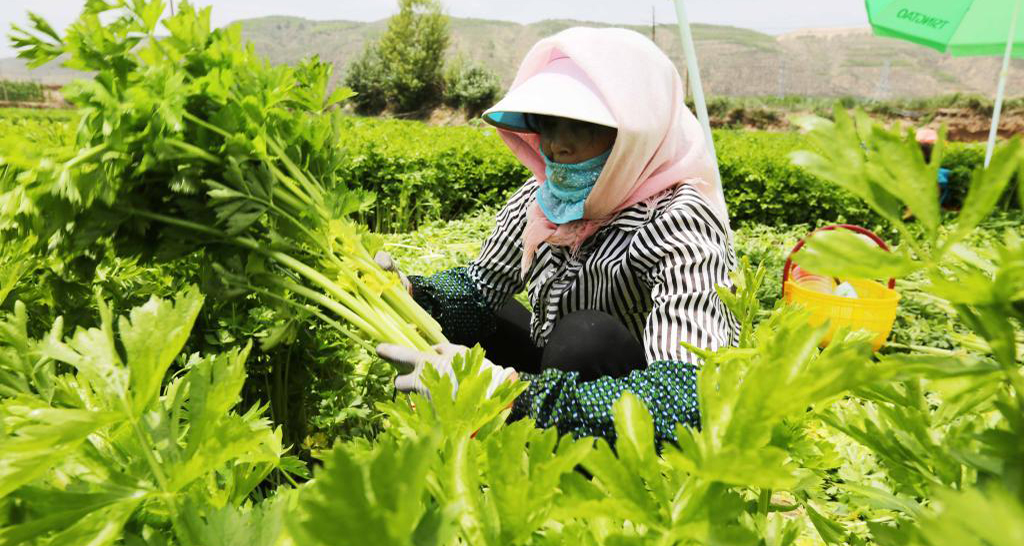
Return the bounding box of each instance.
[3,1,445,351]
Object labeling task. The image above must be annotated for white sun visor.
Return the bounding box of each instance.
[482,56,617,133]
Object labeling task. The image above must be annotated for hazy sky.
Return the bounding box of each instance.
[1,0,871,59]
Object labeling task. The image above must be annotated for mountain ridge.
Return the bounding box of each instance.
[2,15,1022,99]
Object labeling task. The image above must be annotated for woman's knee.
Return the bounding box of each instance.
[541,310,645,381]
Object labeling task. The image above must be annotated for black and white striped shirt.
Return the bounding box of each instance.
[467,179,740,365]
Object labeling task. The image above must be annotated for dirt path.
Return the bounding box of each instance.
[709,107,1024,143]
[926,109,1024,142]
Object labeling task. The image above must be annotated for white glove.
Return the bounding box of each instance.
[374,250,413,295]
[376,343,517,398]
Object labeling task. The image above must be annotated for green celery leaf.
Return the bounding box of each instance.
[609,392,671,503]
[669,306,892,492]
[790,108,903,226]
[437,435,490,544]
[119,286,205,415]
[326,87,357,109]
[837,482,924,519]
[0,487,148,545]
[379,345,526,441]
[917,485,1024,546]
[137,0,165,33]
[479,422,591,545]
[862,123,941,238]
[0,403,121,497]
[42,498,140,546]
[181,344,250,460]
[949,139,1022,246]
[579,438,665,529]
[793,228,921,280]
[40,302,128,411]
[0,301,46,399]
[953,304,1018,370]
[292,432,444,546]
[179,489,297,546]
[876,353,1002,380]
[803,500,849,545]
[866,520,917,546]
[169,411,281,493]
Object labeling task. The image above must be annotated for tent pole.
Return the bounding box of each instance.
[986,0,1022,167]
[673,0,722,189]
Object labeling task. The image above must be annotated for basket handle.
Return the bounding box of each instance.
[782,224,896,291]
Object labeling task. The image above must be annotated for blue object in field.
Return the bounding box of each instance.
[938,167,952,205]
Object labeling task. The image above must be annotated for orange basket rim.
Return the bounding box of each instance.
[783,224,897,290]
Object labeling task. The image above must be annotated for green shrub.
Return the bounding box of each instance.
[443,59,501,115]
[716,130,879,227]
[343,0,449,114]
[344,45,389,114]
[333,116,528,232]
[941,144,985,205]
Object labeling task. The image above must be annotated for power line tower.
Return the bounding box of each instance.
[875,59,892,99]
[651,5,656,42]
[169,0,175,16]
[777,59,786,98]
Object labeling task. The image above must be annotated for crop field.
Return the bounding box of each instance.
[0,3,1022,546]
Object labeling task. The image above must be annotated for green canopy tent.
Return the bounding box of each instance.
[866,0,1024,167]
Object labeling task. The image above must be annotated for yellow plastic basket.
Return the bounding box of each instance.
[782,224,901,352]
[783,278,900,351]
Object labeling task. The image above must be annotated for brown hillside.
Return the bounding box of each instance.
[234,17,1024,100]
[3,16,1023,100]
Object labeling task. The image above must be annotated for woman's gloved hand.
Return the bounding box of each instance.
[374,250,413,295]
[376,343,518,399]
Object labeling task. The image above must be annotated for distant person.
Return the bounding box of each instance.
[916,128,954,208]
[374,27,739,446]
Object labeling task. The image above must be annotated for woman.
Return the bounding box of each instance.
[376,27,739,445]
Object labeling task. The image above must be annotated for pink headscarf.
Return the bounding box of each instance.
[491,27,729,276]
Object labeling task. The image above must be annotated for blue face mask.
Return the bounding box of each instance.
[536,146,612,224]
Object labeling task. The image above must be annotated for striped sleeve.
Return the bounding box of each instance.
[636,187,739,364]
[405,180,537,345]
[465,180,538,312]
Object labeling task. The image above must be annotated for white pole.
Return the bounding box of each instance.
[986,0,1022,167]
[673,0,722,193]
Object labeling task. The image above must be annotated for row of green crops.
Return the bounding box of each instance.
[2,109,1003,234]
[0,108,73,153]
[331,117,529,233]
[1,2,1022,545]
[0,80,44,102]
[299,123,1014,231]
